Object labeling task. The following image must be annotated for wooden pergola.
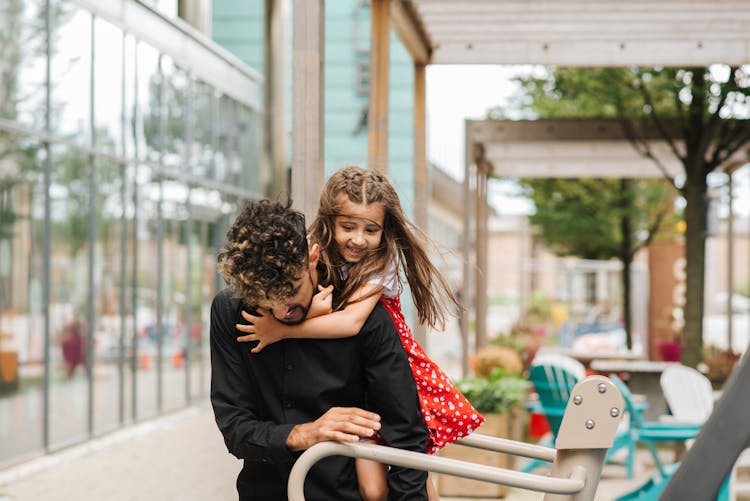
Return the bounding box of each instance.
[283,7,750,494]
[286,0,750,360]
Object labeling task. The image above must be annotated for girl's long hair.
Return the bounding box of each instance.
[308,166,461,330]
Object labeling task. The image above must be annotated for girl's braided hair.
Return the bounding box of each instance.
[308,166,461,330]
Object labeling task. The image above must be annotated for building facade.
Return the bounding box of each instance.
[0,0,262,466]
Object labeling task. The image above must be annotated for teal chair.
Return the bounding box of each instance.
[521,354,636,477]
[609,374,729,501]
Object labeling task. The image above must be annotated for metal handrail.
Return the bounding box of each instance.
[287,375,623,501]
[287,440,587,501]
[457,433,556,462]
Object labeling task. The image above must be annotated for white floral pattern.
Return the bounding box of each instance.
[380,296,485,454]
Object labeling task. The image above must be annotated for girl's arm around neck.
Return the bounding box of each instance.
[236,283,384,353]
[283,283,383,339]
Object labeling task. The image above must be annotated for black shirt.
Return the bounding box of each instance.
[209,288,429,500]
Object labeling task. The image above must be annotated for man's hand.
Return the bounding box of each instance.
[236,309,285,353]
[307,284,334,319]
[285,407,381,451]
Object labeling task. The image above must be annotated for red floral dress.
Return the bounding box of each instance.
[380,295,485,454]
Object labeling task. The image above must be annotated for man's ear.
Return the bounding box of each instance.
[308,243,320,268]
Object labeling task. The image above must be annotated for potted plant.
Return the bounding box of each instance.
[437,347,530,498]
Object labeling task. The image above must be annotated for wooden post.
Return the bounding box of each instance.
[726,171,734,351]
[368,0,390,175]
[264,0,288,199]
[177,0,211,35]
[291,0,324,220]
[412,62,428,346]
[474,144,491,350]
[461,126,475,377]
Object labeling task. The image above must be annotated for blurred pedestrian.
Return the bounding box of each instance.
[61,320,87,378]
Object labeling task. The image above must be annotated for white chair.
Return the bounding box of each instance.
[661,363,745,500]
[659,364,714,424]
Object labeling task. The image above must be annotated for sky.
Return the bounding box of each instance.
[426,65,537,215]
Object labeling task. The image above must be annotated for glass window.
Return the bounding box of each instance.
[160,179,188,412]
[50,2,92,144]
[0,132,45,463]
[136,42,161,165]
[215,95,240,185]
[133,168,159,420]
[48,143,91,447]
[93,18,123,154]
[191,80,215,179]
[91,154,125,434]
[236,105,261,193]
[123,35,137,160]
[186,187,226,399]
[1,0,47,131]
[160,57,188,172]
[121,161,137,422]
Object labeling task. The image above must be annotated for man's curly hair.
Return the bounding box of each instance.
[217,199,308,307]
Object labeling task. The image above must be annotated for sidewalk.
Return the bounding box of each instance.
[0,403,652,501]
[0,403,240,501]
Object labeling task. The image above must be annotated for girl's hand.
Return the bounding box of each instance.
[236,309,285,353]
[308,284,334,319]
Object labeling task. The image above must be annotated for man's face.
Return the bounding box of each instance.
[258,244,320,325]
[259,269,316,325]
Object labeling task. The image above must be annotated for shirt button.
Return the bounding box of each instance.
[286,363,294,371]
[284,401,293,408]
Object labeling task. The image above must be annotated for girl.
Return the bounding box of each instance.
[236,166,484,500]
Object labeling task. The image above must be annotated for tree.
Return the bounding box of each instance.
[520,177,672,350]
[503,67,750,367]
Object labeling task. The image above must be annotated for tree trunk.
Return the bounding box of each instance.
[681,168,708,368]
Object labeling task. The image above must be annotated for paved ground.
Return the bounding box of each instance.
[0,403,657,501]
[0,403,239,501]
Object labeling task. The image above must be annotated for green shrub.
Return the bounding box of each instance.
[455,368,530,414]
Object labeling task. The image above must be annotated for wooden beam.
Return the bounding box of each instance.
[368,0,390,175]
[291,0,324,220]
[430,39,750,66]
[470,118,688,179]
[390,0,431,64]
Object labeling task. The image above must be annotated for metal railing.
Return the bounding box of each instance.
[288,375,624,501]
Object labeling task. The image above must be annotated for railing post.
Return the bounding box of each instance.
[544,375,624,501]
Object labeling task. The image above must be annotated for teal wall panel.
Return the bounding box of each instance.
[212,1,263,80]
[212,1,415,219]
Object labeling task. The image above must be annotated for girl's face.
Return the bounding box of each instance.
[333,196,385,264]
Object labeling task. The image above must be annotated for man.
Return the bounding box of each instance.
[210,199,429,500]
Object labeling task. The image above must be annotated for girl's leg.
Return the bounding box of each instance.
[356,458,389,501]
[427,473,441,501]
